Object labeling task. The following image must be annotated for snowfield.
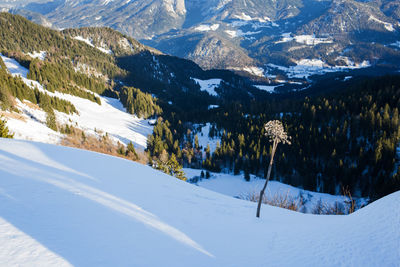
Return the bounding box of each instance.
[26,51,47,60]
[0,54,153,149]
[230,66,265,77]
[194,24,220,32]
[192,78,222,97]
[3,99,63,144]
[183,169,367,214]
[275,33,333,45]
[267,59,371,79]
[368,16,395,32]
[0,139,399,266]
[224,29,261,38]
[73,36,113,55]
[193,123,220,154]
[254,84,284,93]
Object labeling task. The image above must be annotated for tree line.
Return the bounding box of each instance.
[147,75,400,199]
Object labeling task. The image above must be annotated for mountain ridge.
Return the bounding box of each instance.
[5,0,400,78]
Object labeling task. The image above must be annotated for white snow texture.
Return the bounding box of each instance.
[0,138,399,266]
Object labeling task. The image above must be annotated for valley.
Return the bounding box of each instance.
[0,8,399,266]
[2,0,399,83]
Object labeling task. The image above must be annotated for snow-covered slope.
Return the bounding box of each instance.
[184,169,367,214]
[0,54,152,149]
[193,123,220,153]
[192,78,222,97]
[1,138,399,266]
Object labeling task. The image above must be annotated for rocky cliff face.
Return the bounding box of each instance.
[21,0,187,39]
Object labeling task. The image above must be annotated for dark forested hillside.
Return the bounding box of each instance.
[119,86,162,119]
[147,75,400,199]
[0,13,124,79]
[61,27,158,57]
[225,76,400,199]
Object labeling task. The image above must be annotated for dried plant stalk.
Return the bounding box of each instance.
[256,120,291,218]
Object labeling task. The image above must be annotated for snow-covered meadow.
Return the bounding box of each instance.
[254,84,284,93]
[275,33,333,45]
[192,78,222,97]
[267,58,371,79]
[0,139,399,266]
[194,24,220,32]
[184,169,367,214]
[192,123,221,154]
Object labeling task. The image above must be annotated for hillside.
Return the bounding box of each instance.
[0,13,265,147]
[0,138,399,266]
[1,13,400,200]
[0,52,153,150]
[6,0,400,79]
[0,12,266,108]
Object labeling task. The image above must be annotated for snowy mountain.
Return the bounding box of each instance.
[1,138,399,266]
[0,12,399,265]
[7,0,400,79]
[24,0,187,40]
[1,12,399,210]
[0,13,267,152]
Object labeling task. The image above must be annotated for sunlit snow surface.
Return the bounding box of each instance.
[194,24,220,32]
[230,66,265,77]
[26,51,47,60]
[0,139,399,266]
[368,16,395,32]
[73,36,113,54]
[275,33,333,45]
[267,59,371,79]
[0,54,152,149]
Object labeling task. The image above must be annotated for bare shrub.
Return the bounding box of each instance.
[242,190,300,212]
[312,187,358,215]
[341,186,356,214]
[61,125,148,164]
[242,186,361,215]
[312,200,345,215]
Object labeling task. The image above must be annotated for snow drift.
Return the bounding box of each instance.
[0,138,399,266]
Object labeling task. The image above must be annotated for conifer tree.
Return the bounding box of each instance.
[194,134,199,149]
[167,154,186,181]
[244,168,250,182]
[126,141,138,159]
[46,109,57,132]
[0,117,13,138]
